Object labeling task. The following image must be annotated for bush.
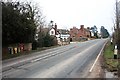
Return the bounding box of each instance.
[42,33,57,47]
[32,40,37,50]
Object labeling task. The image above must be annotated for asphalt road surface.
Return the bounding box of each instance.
[2,39,108,78]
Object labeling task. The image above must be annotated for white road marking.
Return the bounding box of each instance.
[29,42,100,78]
[30,46,76,63]
[89,40,108,72]
[3,47,68,69]
[30,53,57,62]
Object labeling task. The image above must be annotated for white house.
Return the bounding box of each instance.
[49,28,56,36]
[49,23,57,36]
[56,29,70,45]
[48,23,70,45]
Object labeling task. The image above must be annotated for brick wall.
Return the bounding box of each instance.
[69,25,90,41]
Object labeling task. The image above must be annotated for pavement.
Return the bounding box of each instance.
[2,39,108,78]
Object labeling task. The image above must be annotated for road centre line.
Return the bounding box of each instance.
[31,41,100,63]
[30,42,100,78]
[3,46,71,69]
[30,46,77,62]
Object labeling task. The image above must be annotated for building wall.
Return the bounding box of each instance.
[60,34,70,41]
[56,34,70,45]
[69,27,79,41]
[49,28,55,36]
[69,25,90,41]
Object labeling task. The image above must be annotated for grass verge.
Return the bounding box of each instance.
[103,41,118,72]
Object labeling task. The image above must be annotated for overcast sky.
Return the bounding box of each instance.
[21,0,117,33]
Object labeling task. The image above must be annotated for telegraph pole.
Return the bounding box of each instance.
[115,0,120,77]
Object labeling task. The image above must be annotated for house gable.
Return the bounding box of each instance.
[49,28,56,36]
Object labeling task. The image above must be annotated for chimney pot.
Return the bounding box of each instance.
[80,25,84,29]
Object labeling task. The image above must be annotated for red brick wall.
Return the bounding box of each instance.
[69,27,79,41]
[69,25,90,41]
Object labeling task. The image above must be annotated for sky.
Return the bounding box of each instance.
[20,0,117,34]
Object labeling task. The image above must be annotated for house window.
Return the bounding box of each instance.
[64,38,66,41]
[51,31,54,35]
[87,35,89,37]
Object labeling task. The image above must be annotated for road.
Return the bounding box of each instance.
[2,39,107,78]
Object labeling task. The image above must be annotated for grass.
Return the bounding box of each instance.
[2,45,59,60]
[104,42,114,59]
[103,41,118,72]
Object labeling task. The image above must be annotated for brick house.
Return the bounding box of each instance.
[69,27,79,41]
[69,25,90,41]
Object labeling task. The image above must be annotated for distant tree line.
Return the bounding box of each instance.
[90,25,109,38]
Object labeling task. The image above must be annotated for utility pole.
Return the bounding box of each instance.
[115,0,120,77]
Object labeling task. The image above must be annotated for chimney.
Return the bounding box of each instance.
[55,23,57,35]
[80,25,84,29]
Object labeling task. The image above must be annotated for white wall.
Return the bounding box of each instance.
[49,28,55,36]
[60,34,70,41]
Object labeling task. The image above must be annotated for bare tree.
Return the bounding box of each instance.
[115,0,120,77]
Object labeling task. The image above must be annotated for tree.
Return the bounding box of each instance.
[37,31,45,47]
[115,0,120,77]
[43,33,54,47]
[100,26,109,38]
[90,25,98,38]
[2,1,45,46]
